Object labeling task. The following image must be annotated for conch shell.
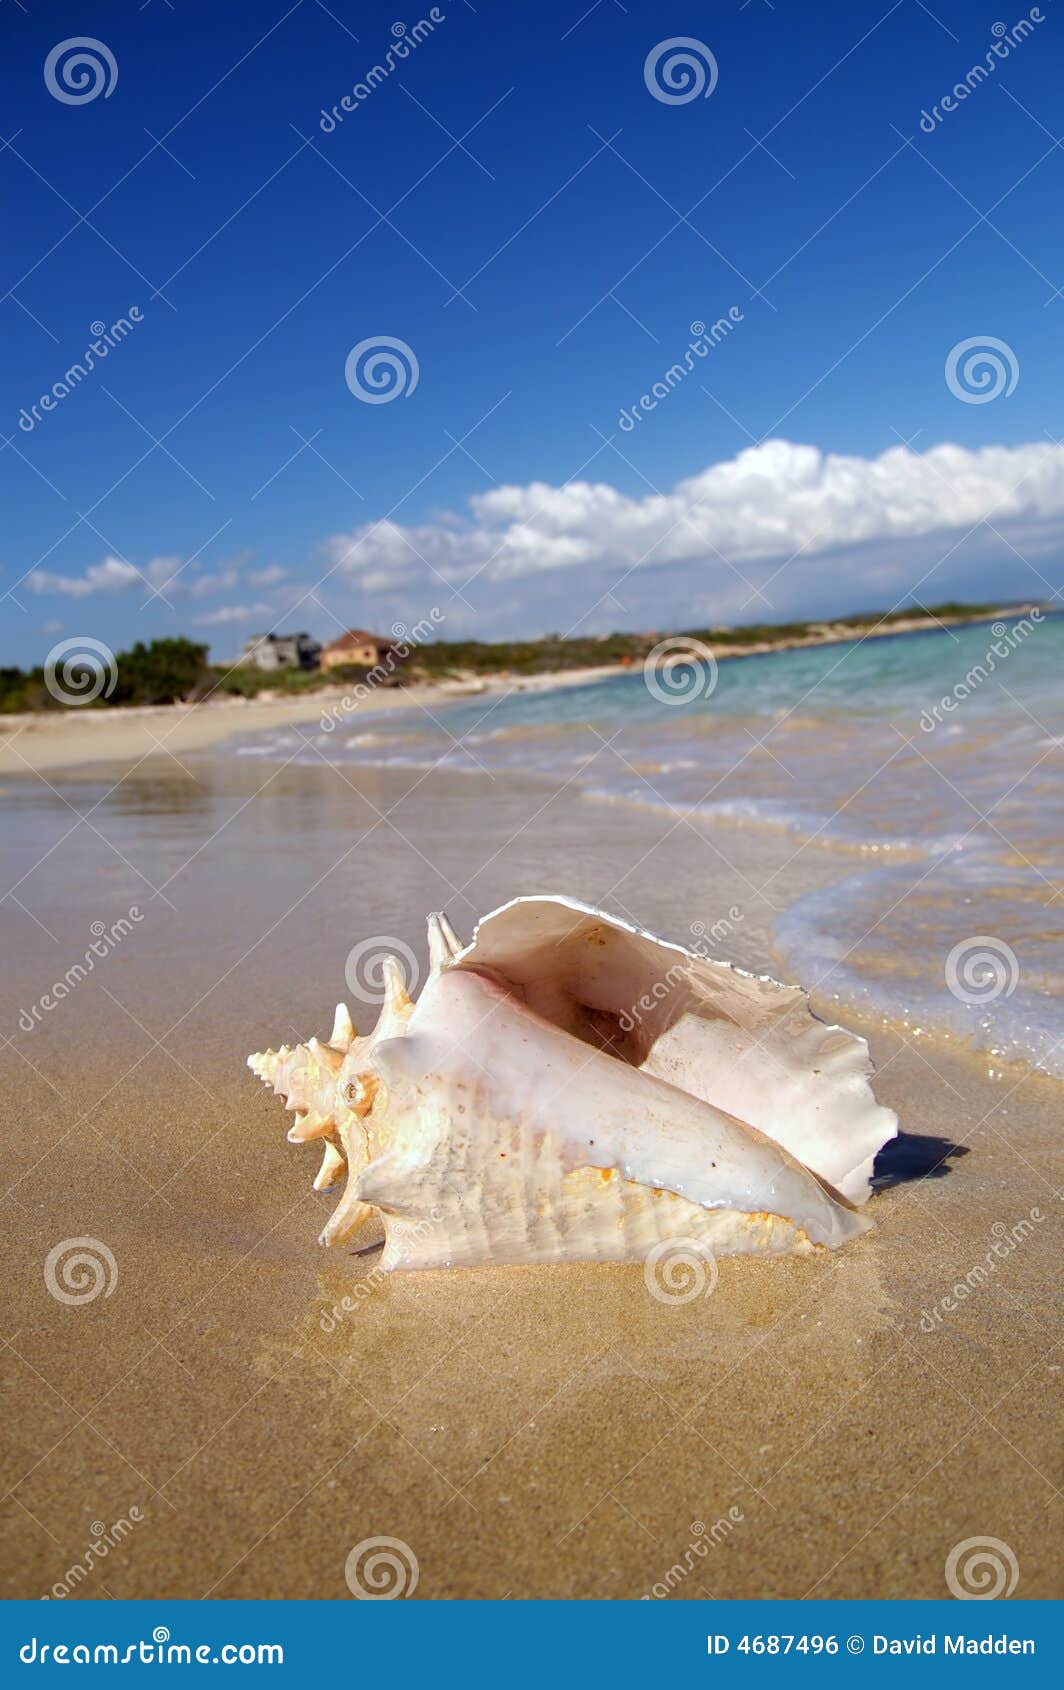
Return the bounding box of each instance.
[248,897,897,1272]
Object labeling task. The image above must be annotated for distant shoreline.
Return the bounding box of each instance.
[0,602,1043,778]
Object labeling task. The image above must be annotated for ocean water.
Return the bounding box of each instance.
[231,613,1064,1077]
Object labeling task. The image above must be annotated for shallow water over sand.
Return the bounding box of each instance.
[228,614,1064,1075]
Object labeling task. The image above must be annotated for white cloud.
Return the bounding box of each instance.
[26,555,181,598]
[24,554,265,604]
[19,440,1062,645]
[188,566,240,598]
[192,602,274,626]
[323,438,1064,618]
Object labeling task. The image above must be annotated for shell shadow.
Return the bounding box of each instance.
[872,1130,968,1188]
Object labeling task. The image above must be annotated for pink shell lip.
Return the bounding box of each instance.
[446,895,898,1207]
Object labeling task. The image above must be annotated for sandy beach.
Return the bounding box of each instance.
[0,606,1037,782]
[2,742,1060,1600]
[0,666,631,780]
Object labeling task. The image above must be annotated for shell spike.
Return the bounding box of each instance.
[329,1002,356,1050]
[308,1036,344,1074]
[427,911,463,973]
[313,1141,347,1192]
[375,956,413,1039]
[286,1107,332,1143]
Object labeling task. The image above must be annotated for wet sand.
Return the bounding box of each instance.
[1,753,1060,1599]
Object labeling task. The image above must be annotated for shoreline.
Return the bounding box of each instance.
[0,664,626,779]
[0,604,1041,778]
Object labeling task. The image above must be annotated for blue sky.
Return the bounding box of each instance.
[3,0,1063,665]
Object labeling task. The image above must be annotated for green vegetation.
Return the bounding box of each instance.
[0,636,210,713]
[109,638,210,705]
[0,602,1029,713]
[199,664,330,701]
[405,602,1005,676]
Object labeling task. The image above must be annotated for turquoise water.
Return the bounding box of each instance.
[233,613,1064,1075]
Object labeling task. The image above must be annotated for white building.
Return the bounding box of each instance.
[237,632,321,672]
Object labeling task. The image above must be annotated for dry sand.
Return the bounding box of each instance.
[0,666,626,779]
[1,750,1060,1600]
